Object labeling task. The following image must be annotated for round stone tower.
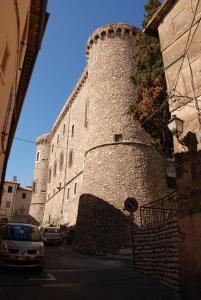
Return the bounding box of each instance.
[29,134,50,225]
[74,24,168,254]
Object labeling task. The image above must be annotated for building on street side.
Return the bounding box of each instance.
[0,0,48,201]
[0,177,32,223]
[145,0,201,297]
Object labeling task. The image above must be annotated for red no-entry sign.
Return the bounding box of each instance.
[124,197,138,213]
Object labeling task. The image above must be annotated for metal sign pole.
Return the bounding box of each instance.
[130,212,135,271]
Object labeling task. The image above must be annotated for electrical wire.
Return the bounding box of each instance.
[14,137,85,152]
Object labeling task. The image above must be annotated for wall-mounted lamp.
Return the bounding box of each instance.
[167,115,185,146]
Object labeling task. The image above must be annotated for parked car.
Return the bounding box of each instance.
[0,223,44,271]
[41,227,62,245]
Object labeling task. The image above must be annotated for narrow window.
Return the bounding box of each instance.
[57,134,59,145]
[52,144,54,153]
[71,124,74,138]
[22,193,26,199]
[59,152,64,171]
[84,99,88,127]
[67,187,70,199]
[48,193,50,200]
[74,182,77,196]
[53,188,55,194]
[32,181,36,193]
[41,189,46,193]
[63,124,66,135]
[53,161,57,177]
[48,167,52,183]
[0,41,9,81]
[36,151,40,162]
[6,201,11,208]
[8,186,13,193]
[114,134,123,142]
[68,149,73,167]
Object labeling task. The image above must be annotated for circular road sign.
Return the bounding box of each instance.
[124,197,138,213]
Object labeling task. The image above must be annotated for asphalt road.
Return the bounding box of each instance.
[0,244,181,300]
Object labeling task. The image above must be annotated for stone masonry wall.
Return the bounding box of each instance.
[134,217,180,291]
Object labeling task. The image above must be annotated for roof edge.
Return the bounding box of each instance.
[144,0,177,34]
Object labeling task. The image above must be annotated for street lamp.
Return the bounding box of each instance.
[167,115,185,146]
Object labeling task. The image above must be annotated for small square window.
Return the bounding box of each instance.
[114,134,123,142]
[8,186,13,193]
[22,193,26,199]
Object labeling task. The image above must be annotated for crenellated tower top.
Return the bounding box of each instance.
[86,23,139,60]
[36,134,49,146]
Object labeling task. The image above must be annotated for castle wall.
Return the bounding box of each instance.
[74,24,168,253]
[42,73,89,226]
[31,24,168,252]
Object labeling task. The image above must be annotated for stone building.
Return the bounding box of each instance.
[144,0,201,298]
[0,177,32,223]
[0,0,48,201]
[30,23,169,253]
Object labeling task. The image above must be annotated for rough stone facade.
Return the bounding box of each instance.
[30,23,168,252]
[146,0,201,298]
[134,217,180,292]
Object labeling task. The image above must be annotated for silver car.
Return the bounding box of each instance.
[41,227,62,245]
[0,223,44,271]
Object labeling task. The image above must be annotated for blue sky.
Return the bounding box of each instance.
[6,0,148,186]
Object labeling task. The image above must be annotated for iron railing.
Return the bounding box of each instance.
[140,191,177,226]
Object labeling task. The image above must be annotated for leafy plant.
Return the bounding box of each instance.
[131,0,173,156]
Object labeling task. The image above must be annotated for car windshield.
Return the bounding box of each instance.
[0,224,42,242]
[44,228,59,233]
